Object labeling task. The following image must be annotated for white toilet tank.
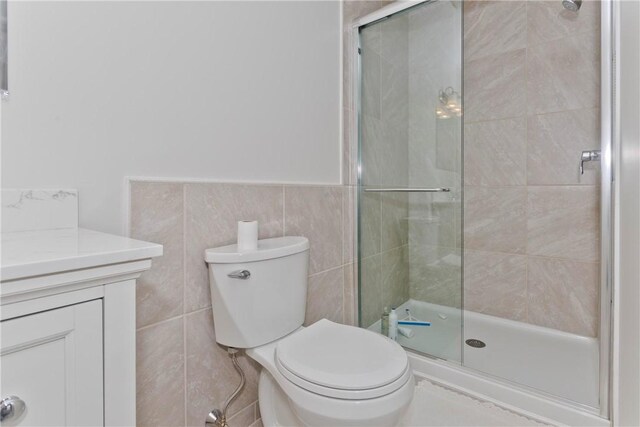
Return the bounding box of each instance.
[205,236,309,348]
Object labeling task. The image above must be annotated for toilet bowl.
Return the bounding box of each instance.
[205,236,414,427]
[248,319,415,427]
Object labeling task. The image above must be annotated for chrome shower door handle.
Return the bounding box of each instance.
[228,270,251,280]
[0,396,26,422]
[580,150,601,175]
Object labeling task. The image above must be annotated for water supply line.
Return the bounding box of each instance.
[205,348,246,427]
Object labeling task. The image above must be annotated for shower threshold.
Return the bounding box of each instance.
[367,299,606,426]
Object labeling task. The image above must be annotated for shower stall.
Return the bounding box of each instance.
[354,0,611,423]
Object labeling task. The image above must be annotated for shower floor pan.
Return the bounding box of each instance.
[368,299,600,412]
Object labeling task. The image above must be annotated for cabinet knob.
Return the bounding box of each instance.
[0,396,26,422]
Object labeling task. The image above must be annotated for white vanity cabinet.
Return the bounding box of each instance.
[1,301,104,426]
[0,228,162,427]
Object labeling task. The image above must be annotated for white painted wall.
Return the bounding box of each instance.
[613,0,640,424]
[1,1,341,234]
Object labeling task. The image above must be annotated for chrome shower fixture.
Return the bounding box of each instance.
[562,0,582,12]
[436,87,462,119]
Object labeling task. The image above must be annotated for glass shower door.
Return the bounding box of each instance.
[358,1,463,362]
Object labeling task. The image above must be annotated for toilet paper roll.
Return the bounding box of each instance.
[237,220,258,252]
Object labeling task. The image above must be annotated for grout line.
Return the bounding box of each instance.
[126,176,341,188]
[464,184,600,188]
[525,251,530,324]
[183,315,187,427]
[341,186,345,265]
[524,0,530,329]
[282,186,286,237]
[308,264,345,279]
[182,183,188,427]
[463,104,601,126]
[136,313,185,332]
[462,247,600,265]
[136,306,213,333]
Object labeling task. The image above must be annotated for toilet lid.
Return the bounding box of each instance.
[275,319,408,391]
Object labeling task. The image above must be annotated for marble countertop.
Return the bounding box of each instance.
[1,228,163,282]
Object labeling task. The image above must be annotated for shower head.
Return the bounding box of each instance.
[562,0,582,12]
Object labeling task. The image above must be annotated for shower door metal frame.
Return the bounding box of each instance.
[351,0,615,421]
[599,0,614,419]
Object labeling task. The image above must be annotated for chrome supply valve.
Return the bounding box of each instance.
[580,150,601,175]
[205,348,246,427]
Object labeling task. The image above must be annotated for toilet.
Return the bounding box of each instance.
[205,236,414,427]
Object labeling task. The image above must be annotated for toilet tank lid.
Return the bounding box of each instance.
[205,236,309,264]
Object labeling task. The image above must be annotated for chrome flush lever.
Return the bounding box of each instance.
[228,270,251,280]
[580,150,601,175]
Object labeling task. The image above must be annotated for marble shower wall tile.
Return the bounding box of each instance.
[380,23,408,131]
[343,1,389,114]
[527,257,600,336]
[342,0,389,136]
[130,182,184,328]
[464,117,527,186]
[464,48,526,122]
[343,186,356,265]
[360,254,383,328]
[343,263,357,326]
[527,0,600,46]
[527,32,600,115]
[527,186,600,262]
[184,183,284,312]
[343,108,358,186]
[305,266,344,325]
[409,244,462,308]
[361,49,381,120]
[360,115,384,187]
[382,245,409,310]
[464,249,527,321]
[463,1,527,61]
[461,0,602,338]
[360,190,382,258]
[379,13,408,66]
[379,122,409,187]
[284,186,343,275]
[137,318,185,427]
[408,200,457,249]
[380,192,409,252]
[527,108,600,185]
[464,186,527,254]
[185,309,260,426]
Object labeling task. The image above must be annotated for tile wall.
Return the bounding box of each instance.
[406,1,462,310]
[130,181,354,427]
[346,0,602,338]
[462,0,601,337]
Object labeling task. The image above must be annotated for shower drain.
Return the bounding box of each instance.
[465,339,486,348]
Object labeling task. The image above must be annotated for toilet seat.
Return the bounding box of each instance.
[275,319,410,399]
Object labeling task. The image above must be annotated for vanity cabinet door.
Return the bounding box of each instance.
[0,300,104,426]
